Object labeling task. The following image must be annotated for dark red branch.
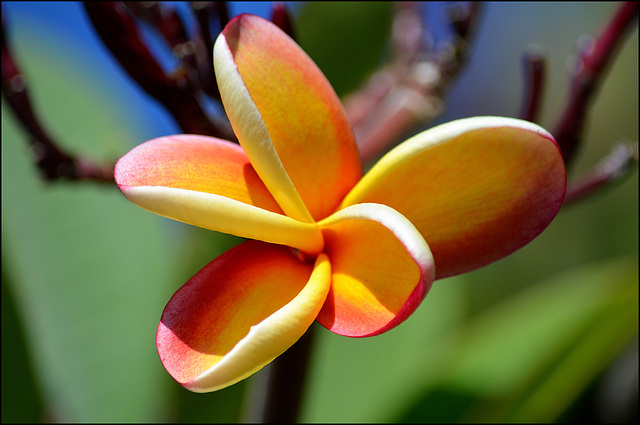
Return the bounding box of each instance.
[125,2,190,48]
[214,1,230,32]
[243,325,317,423]
[554,2,638,163]
[439,2,482,77]
[83,1,234,140]
[270,2,296,40]
[1,10,113,183]
[519,47,546,123]
[563,141,638,205]
[190,1,222,100]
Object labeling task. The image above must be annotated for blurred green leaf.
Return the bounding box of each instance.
[1,109,175,421]
[0,23,181,420]
[1,267,45,423]
[393,256,638,423]
[296,2,393,97]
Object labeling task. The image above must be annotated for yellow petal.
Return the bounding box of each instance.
[341,117,566,278]
[214,14,362,221]
[317,203,435,337]
[119,185,323,254]
[157,241,331,392]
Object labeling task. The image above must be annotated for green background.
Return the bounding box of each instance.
[2,2,637,422]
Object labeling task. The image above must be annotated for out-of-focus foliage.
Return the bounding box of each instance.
[296,1,393,96]
[1,2,637,423]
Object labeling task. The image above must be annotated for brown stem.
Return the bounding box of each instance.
[242,325,318,423]
[554,2,638,164]
[125,2,190,48]
[214,1,230,31]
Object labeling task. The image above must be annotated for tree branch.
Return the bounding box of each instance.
[563,141,638,205]
[1,8,114,183]
[553,1,638,164]
[519,47,547,123]
[83,1,235,140]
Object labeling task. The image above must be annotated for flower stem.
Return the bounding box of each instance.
[242,324,318,423]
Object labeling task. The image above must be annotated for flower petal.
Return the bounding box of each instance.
[157,240,331,392]
[317,203,435,337]
[115,135,281,211]
[340,117,567,278]
[115,135,323,254]
[214,14,362,222]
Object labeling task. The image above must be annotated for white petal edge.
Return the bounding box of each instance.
[120,185,324,254]
[213,32,315,224]
[320,202,435,281]
[184,253,331,392]
[341,116,557,208]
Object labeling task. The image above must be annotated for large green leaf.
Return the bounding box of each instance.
[1,105,177,422]
[0,11,178,420]
[393,256,638,423]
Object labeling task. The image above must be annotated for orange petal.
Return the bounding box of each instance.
[341,117,567,278]
[115,135,324,254]
[214,14,362,221]
[317,203,435,337]
[157,241,331,392]
[115,134,281,211]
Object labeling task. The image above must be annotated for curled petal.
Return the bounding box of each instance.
[115,136,323,254]
[157,241,331,392]
[214,14,362,222]
[341,117,567,278]
[317,203,435,337]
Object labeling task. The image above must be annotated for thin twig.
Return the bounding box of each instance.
[563,141,638,205]
[214,1,230,32]
[190,1,222,99]
[554,1,638,164]
[519,47,546,123]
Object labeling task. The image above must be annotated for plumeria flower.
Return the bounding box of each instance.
[114,14,566,392]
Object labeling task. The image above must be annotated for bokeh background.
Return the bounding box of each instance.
[2,2,637,423]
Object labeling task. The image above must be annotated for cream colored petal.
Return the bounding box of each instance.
[120,185,323,254]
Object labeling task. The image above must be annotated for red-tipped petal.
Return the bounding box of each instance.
[214,14,362,221]
[341,117,566,278]
[157,241,331,392]
[317,203,435,337]
[115,135,324,254]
